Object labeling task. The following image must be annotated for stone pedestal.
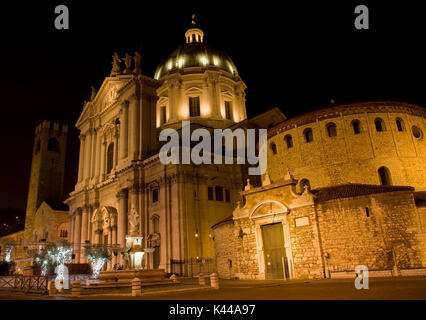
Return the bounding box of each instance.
[210,273,219,289]
[71,280,82,297]
[132,277,142,297]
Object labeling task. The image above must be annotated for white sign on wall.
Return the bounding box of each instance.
[295,216,310,227]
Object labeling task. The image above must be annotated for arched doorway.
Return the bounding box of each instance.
[250,200,293,280]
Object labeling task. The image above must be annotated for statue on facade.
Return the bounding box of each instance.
[110,52,122,76]
[129,207,140,234]
[123,53,133,74]
[90,86,97,101]
[244,178,252,191]
[133,52,142,74]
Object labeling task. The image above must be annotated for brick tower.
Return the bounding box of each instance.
[24,121,67,241]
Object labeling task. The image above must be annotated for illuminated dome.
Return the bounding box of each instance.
[154,24,238,80]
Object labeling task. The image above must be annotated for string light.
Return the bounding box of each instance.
[5,245,13,262]
[88,257,108,279]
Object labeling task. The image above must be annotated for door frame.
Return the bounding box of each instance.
[252,212,294,280]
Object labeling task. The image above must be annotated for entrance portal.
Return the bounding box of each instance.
[261,223,288,279]
[153,245,160,269]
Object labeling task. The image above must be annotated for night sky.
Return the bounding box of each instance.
[0,1,425,213]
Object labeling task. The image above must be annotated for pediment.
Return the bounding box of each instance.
[249,200,288,219]
[185,86,203,95]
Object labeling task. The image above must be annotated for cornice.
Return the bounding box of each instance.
[268,101,426,138]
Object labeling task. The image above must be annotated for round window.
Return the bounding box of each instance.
[412,126,423,139]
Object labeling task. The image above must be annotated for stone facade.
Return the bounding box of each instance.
[213,179,426,280]
[64,25,286,273]
[33,201,69,243]
[23,121,67,241]
[267,102,426,192]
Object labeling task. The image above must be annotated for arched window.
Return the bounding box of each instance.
[215,186,224,201]
[378,166,392,186]
[106,142,114,174]
[412,126,424,140]
[374,118,385,132]
[351,119,361,134]
[47,138,60,152]
[270,142,277,155]
[303,128,313,143]
[285,135,293,148]
[152,188,159,203]
[189,96,200,117]
[299,179,311,192]
[396,118,405,132]
[326,122,337,137]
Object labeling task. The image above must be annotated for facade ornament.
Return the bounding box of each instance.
[90,86,97,101]
[123,53,132,74]
[116,188,128,199]
[110,52,122,76]
[128,207,140,234]
[244,178,252,191]
[284,166,294,181]
[133,52,142,74]
[302,184,310,195]
[147,233,161,247]
[262,170,271,186]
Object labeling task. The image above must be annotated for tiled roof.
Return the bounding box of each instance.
[268,101,426,138]
[311,184,413,203]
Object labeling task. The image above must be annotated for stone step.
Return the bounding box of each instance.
[84,279,174,289]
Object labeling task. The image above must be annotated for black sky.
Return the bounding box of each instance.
[0,1,425,212]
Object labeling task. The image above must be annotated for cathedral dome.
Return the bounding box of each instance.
[154,25,238,80]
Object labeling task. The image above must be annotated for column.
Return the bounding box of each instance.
[81,206,89,243]
[144,188,149,269]
[119,101,129,159]
[130,186,139,232]
[90,129,97,179]
[77,135,86,182]
[83,130,92,181]
[94,130,102,182]
[73,209,82,263]
[129,96,140,160]
[112,226,117,268]
[91,221,97,244]
[88,207,93,243]
[117,189,128,261]
[68,214,74,243]
[108,227,113,270]
[114,130,119,167]
[99,140,106,181]
[96,230,103,245]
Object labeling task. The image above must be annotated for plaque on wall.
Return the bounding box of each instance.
[295,216,310,227]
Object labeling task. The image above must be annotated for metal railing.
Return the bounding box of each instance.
[0,275,48,293]
[170,257,216,277]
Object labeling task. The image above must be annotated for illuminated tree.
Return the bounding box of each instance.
[85,245,111,279]
[33,240,73,276]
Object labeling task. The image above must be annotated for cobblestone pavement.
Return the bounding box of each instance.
[1,276,426,300]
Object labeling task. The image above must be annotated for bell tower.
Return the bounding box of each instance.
[24,121,68,241]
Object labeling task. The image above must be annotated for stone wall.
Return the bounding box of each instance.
[213,182,426,280]
[232,218,261,279]
[212,219,236,279]
[33,203,69,242]
[267,103,426,192]
[315,189,426,273]
[286,205,324,279]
